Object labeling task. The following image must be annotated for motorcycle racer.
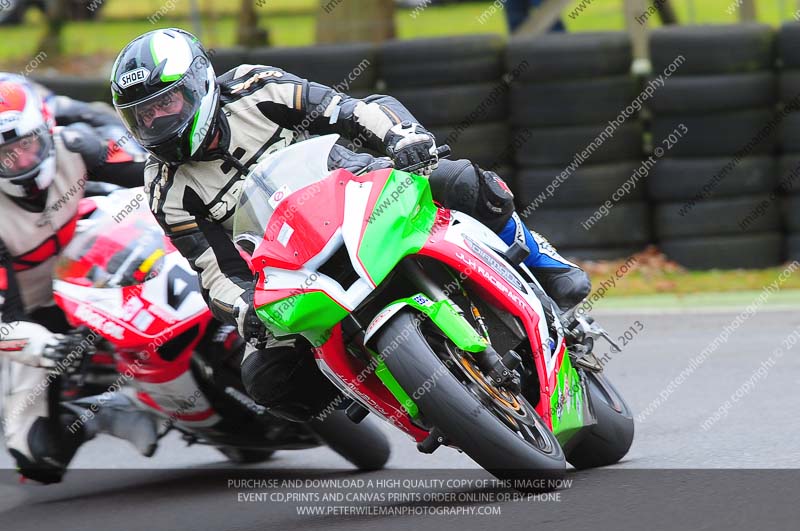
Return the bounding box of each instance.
[110,28,591,422]
[0,73,157,483]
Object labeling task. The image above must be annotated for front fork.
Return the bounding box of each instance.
[399,258,522,388]
[394,257,598,444]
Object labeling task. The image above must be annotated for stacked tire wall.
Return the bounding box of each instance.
[505,33,649,261]
[27,27,800,270]
[378,35,509,173]
[647,24,783,269]
[778,24,800,261]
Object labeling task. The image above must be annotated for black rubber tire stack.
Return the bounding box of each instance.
[778,24,800,262]
[246,42,379,97]
[244,43,380,153]
[780,157,800,261]
[647,24,782,269]
[32,76,112,104]
[378,35,509,172]
[505,33,647,261]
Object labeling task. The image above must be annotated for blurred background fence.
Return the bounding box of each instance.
[4,1,800,270]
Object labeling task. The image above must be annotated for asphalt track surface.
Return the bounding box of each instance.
[2,309,799,531]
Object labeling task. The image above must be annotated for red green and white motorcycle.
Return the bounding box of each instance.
[233,135,634,481]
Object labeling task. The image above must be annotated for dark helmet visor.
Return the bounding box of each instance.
[115,56,210,147]
[0,129,52,179]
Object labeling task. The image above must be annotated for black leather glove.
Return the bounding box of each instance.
[237,289,271,349]
[385,121,438,175]
[42,329,94,374]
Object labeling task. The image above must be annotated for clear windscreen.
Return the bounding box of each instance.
[232,134,338,254]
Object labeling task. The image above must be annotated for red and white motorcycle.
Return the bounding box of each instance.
[51,190,390,469]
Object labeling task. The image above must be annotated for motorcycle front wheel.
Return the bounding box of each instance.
[376,309,566,483]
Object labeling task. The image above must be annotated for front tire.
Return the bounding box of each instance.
[565,371,634,470]
[377,310,565,482]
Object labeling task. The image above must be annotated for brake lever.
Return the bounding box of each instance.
[567,313,621,353]
[599,329,622,353]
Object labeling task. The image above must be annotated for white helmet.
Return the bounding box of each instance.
[0,74,56,199]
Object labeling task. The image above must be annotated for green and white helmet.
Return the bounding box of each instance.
[111,28,219,164]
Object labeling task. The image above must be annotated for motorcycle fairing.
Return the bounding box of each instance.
[253,168,436,341]
[53,216,219,427]
[314,324,429,442]
[248,162,589,438]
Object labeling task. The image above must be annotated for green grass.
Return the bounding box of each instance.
[99,0,317,19]
[0,2,506,65]
[588,264,800,297]
[563,0,800,31]
[594,289,800,310]
[3,0,800,67]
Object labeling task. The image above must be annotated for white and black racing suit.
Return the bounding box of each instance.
[145,65,590,421]
[0,106,155,483]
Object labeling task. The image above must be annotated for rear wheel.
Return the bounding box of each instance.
[308,410,391,471]
[377,310,565,483]
[565,371,634,470]
[218,448,275,464]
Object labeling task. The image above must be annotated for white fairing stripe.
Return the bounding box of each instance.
[363,302,408,345]
[260,228,361,312]
[304,229,344,272]
[342,181,374,285]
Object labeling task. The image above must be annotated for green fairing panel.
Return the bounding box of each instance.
[358,171,438,285]
[550,351,586,444]
[255,291,348,343]
[399,295,488,353]
[373,356,420,417]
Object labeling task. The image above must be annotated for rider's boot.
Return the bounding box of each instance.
[498,213,591,312]
[61,393,159,458]
[3,364,88,484]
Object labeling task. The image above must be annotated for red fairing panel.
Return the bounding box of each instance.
[315,325,429,442]
[54,287,211,384]
[251,169,350,272]
[418,208,561,427]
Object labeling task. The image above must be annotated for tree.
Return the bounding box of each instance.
[654,0,678,25]
[237,0,269,47]
[316,0,396,44]
[38,0,69,58]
